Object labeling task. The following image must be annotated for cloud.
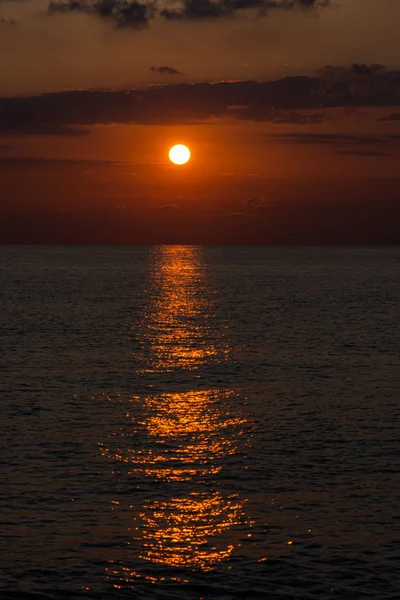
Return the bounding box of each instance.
[227,105,248,111]
[0,17,17,25]
[0,156,122,165]
[155,204,178,210]
[270,133,382,145]
[378,113,400,122]
[337,150,390,157]
[149,65,183,76]
[48,0,156,28]
[160,0,329,21]
[271,110,328,124]
[0,67,399,133]
[350,63,386,77]
[45,0,329,26]
[226,211,251,218]
[6,124,90,136]
[319,64,400,107]
[321,63,388,79]
[245,196,262,204]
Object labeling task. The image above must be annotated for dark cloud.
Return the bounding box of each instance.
[271,110,328,124]
[150,65,183,76]
[226,105,248,111]
[320,64,400,107]
[0,17,17,25]
[160,0,329,21]
[337,150,390,157]
[45,0,329,26]
[245,196,262,204]
[0,156,122,165]
[270,133,382,145]
[7,124,90,136]
[48,0,156,28]
[378,113,400,122]
[160,0,227,20]
[0,67,399,133]
[322,63,388,79]
[351,63,393,78]
[270,133,400,150]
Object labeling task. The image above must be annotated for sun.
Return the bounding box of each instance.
[169,144,191,165]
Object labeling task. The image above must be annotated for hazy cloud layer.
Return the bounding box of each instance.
[3,190,399,245]
[0,156,121,165]
[270,133,384,145]
[271,111,327,124]
[378,113,400,122]
[0,66,399,134]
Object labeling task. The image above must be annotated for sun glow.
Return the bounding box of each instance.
[169,144,191,165]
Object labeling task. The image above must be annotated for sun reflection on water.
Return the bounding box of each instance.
[101,246,249,584]
[136,491,245,570]
[135,246,229,372]
[99,389,246,482]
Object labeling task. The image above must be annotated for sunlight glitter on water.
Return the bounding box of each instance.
[3,246,399,599]
[135,246,230,373]
[100,246,250,583]
[99,390,246,480]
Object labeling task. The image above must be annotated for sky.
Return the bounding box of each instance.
[1,0,399,243]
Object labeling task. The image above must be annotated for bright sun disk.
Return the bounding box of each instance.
[169,144,191,165]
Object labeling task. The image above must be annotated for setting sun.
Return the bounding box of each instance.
[169,144,191,165]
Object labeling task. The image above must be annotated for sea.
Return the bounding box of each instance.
[1,245,399,600]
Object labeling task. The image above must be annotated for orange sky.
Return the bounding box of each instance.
[1,114,400,244]
[1,1,399,243]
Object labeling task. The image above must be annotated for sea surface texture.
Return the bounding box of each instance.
[1,246,399,600]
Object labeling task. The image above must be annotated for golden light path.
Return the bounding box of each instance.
[100,247,251,587]
[169,144,191,165]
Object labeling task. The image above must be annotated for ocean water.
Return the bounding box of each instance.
[1,245,399,600]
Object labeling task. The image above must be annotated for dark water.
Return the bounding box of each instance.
[1,246,399,600]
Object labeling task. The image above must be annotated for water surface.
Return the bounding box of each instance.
[1,246,399,599]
